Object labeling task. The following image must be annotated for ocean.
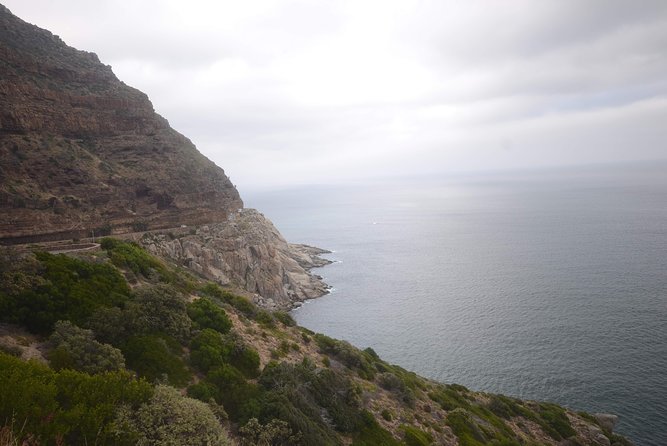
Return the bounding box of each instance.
[245,161,667,446]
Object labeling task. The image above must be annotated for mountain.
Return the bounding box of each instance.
[0,4,632,446]
[0,3,241,242]
[0,4,328,308]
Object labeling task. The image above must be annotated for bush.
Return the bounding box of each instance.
[190,329,230,373]
[402,425,433,446]
[190,329,260,378]
[259,392,338,446]
[101,238,196,291]
[378,372,416,407]
[314,334,376,380]
[351,411,401,446]
[445,408,488,446]
[0,352,151,445]
[259,360,368,442]
[87,284,192,346]
[121,334,191,387]
[187,381,218,402]
[114,385,230,445]
[200,283,257,318]
[274,311,296,327]
[101,238,163,278]
[129,285,192,342]
[538,403,576,440]
[188,297,232,334]
[239,418,301,446]
[207,364,261,423]
[0,252,130,333]
[48,320,125,374]
[428,385,470,411]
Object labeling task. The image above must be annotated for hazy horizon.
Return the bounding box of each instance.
[5,0,667,191]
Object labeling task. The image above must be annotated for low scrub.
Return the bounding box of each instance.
[0,352,151,445]
[0,251,130,333]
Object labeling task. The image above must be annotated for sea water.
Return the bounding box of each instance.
[245,162,667,445]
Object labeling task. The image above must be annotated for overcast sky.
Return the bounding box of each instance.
[5,0,667,191]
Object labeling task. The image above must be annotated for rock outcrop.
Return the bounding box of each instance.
[0,4,242,243]
[140,209,331,309]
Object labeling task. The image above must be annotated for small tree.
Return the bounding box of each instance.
[48,320,125,374]
[187,297,232,334]
[239,418,302,446]
[114,385,230,446]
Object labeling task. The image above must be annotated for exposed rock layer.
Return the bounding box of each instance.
[140,209,331,309]
[0,5,242,243]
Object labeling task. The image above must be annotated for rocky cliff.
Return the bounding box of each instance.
[0,4,242,243]
[0,4,333,308]
[141,209,331,309]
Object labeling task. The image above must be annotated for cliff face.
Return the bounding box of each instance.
[0,5,332,308]
[141,209,331,309]
[0,4,242,242]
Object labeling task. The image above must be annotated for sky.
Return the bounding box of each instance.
[4,0,667,191]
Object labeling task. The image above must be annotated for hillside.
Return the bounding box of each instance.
[0,241,630,445]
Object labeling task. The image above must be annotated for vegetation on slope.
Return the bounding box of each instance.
[0,240,625,445]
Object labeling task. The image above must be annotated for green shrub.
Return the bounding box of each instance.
[199,283,264,320]
[259,391,339,446]
[190,329,260,378]
[190,329,230,373]
[428,385,470,411]
[279,340,291,355]
[378,372,416,407]
[114,385,230,445]
[101,238,195,291]
[121,334,191,387]
[255,309,276,327]
[231,344,261,379]
[537,403,576,440]
[88,284,192,345]
[363,347,379,360]
[187,297,232,334]
[0,251,130,333]
[101,238,163,278]
[187,381,218,402]
[402,425,433,446]
[381,409,393,421]
[239,418,302,446]
[85,306,126,344]
[445,408,487,446]
[274,311,296,327]
[351,411,401,446]
[259,361,366,440]
[0,352,151,445]
[207,364,261,423]
[126,285,192,343]
[314,334,376,380]
[48,320,125,374]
